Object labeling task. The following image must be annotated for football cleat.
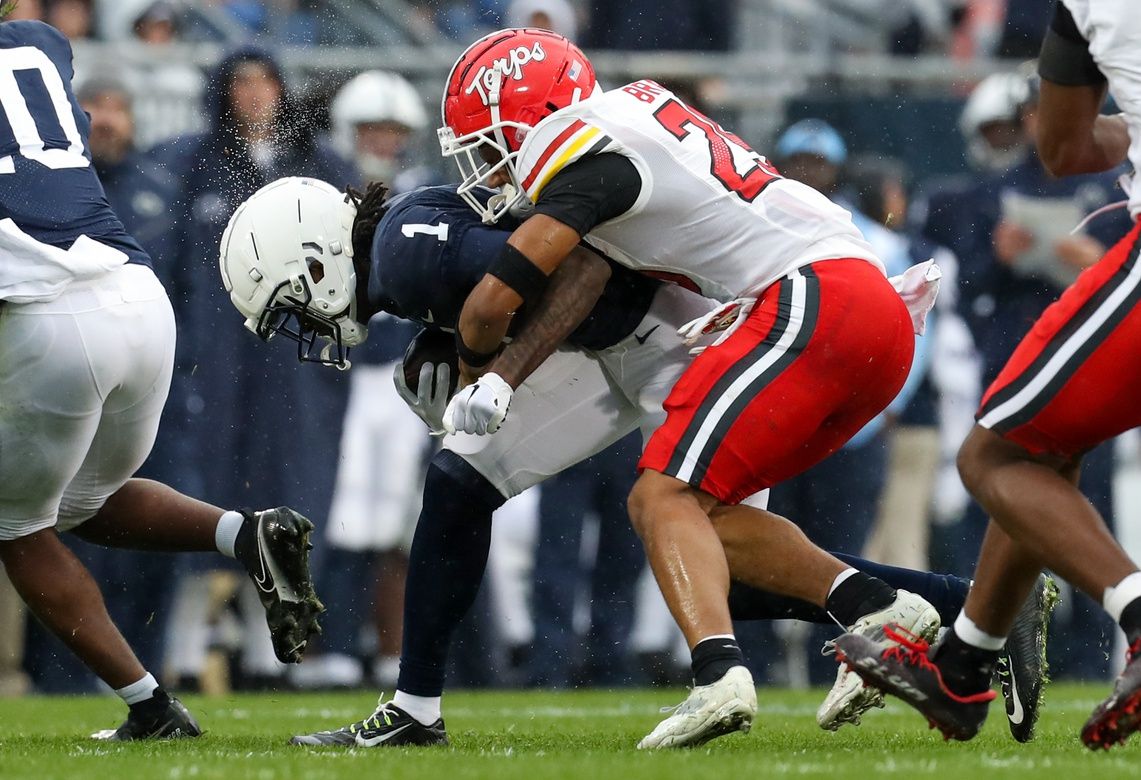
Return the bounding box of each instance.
[1081,638,1141,750]
[817,589,941,731]
[237,507,325,664]
[290,698,448,747]
[997,573,1059,743]
[832,627,996,741]
[637,665,756,749]
[91,689,202,741]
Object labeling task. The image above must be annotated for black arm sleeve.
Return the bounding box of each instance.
[532,153,642,236]
[1038,0,1105,86]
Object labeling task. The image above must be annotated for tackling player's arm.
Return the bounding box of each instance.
[491,245,612,389]
[1036,1,1129,176]
[455,152,642,383]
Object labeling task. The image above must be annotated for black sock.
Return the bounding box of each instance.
[1119,598,1141,646]
[824,571,897,627]
[933,629,999,696]
[691,637,744,686]
[233,510,258,564]
[397,451,505,697]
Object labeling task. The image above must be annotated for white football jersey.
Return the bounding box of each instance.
[514,80,882,302]
[1062,0,1141,218]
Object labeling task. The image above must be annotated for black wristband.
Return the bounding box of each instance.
[487,243,550,309]
[455,334,498,368]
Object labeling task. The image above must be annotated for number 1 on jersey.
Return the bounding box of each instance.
[653,98,780,202]
[401,222,450,242]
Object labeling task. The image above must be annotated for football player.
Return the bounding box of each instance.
[434,29,947,747]
[220,178,1053,747]
[834,0,1141,750]
[0,15,321,739]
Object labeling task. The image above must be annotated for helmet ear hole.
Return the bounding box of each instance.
[307,259,325,283]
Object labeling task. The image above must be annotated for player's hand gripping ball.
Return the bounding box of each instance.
[393,328,459,435]
[402,328,460,396]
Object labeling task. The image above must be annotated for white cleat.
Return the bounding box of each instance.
[637,665,757,749]
[816,589,941,731]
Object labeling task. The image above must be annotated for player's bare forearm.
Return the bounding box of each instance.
[456,276,520,383]
[457,215,584,383]
[1037,80,1128,176]
[492,246,611,389]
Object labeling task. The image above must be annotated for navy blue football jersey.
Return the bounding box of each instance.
[368,185,659,351]
[0,21,149,265]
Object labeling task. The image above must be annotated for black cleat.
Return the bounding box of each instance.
[290,699,448,747]
[1081,638,1141,750]
[91,689,202,741]
[832,626,996,741]
[237,507,325,664]
[997,573,1059,743]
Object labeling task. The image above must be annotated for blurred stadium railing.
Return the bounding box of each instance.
[71,34,1014,176]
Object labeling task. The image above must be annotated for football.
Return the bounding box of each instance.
[403,327,460,397]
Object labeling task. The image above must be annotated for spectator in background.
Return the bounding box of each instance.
[152,46,354,690]
[80,77,179,262]
[46,0,93,40]
[585,0,731,50]
[329,70,433,195]
[910,71,1028,579]
[507,0,577,39]
[132,0,177,44]
[125,2,205,149]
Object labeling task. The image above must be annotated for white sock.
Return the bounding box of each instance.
[214,510,245,558]
[827,568,859,597]
[1103,571,1141,623]
[393,691,442,725]
[952,611,1007,651]
[115,672,159,705]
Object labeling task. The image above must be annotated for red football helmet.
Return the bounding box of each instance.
[438,28,597,223]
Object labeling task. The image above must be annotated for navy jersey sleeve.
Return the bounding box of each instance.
[369,187,509,329]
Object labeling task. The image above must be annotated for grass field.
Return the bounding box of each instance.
[1,685,1139,779]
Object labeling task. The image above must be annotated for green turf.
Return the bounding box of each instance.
[0,685,1138,779]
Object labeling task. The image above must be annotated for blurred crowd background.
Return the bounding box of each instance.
[2,0,1140,699]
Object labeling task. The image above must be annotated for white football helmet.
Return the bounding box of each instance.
[220,177,366,368]
[959,72,1031,172]
[331,70,428,181]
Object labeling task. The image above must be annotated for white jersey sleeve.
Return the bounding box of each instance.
[514,80,882,301]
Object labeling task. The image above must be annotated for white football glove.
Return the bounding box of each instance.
[677,297,757,355]
[393,360,452,436]
[443,372,513,436]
